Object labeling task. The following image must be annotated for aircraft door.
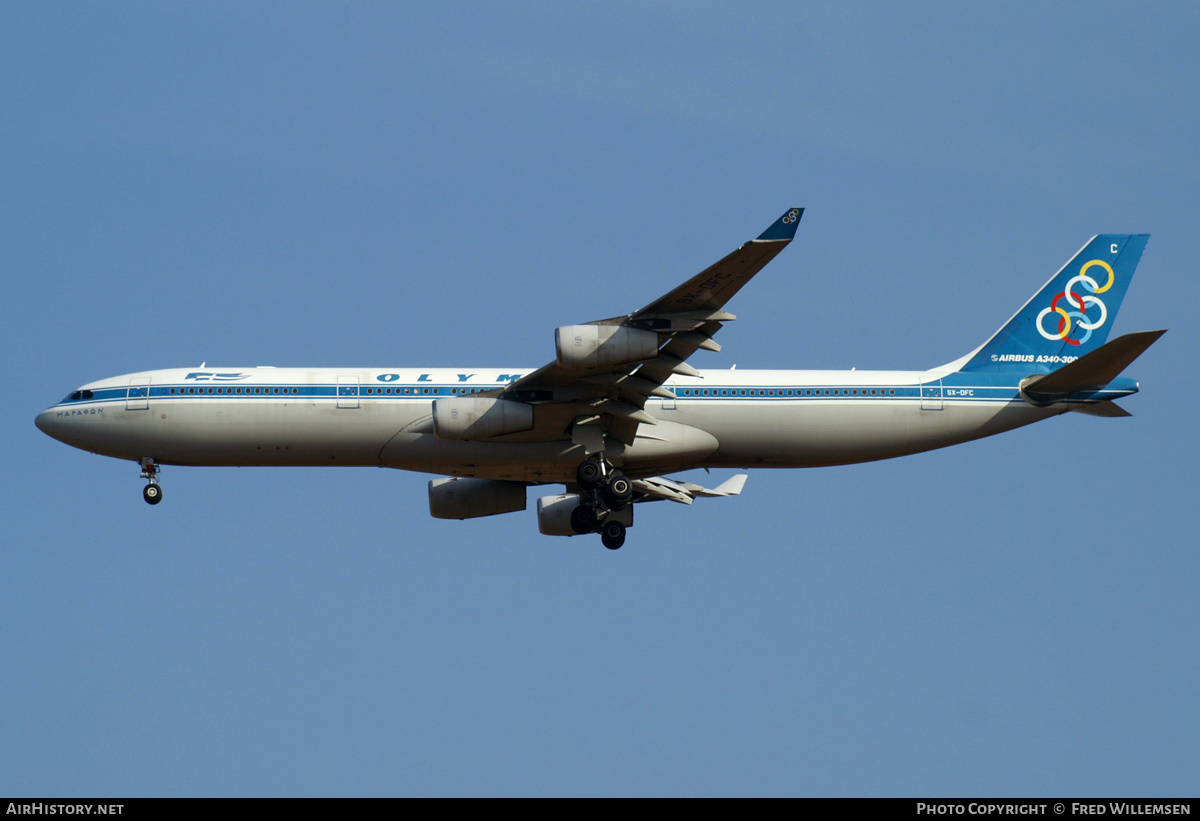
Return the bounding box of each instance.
[126,377,150,410]
[661,379,677,411]
[337,376,360,409]
[921,379,943,411]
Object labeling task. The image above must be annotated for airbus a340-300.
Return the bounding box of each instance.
[36,208,1164,549]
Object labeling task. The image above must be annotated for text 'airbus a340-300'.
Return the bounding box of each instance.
[36,208,1164,549]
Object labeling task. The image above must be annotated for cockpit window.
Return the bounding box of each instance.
[62,390,94,402]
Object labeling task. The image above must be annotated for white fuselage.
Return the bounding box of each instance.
[35,365,1076,484]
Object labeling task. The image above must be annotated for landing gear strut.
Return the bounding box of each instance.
[140,458,162,505]
[574,454,631,549]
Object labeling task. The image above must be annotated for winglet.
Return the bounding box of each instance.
[756,207,804,242]
[631,473,749,505]
[702,474,748,496]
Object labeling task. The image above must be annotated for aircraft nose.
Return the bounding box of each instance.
[35,408,64,441]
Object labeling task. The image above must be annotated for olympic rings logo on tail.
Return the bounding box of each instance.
[782,209,801,224]
[1035,259,1114,346]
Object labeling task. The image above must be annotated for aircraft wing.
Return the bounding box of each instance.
[633,473,749,505]
[500,207,803,445]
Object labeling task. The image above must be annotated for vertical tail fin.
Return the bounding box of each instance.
[959,234,1149,373]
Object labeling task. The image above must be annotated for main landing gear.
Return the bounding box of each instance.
[572,455,632,549]
[139,458,162,505]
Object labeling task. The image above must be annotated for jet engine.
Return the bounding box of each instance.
[555,324,659,369]
[536,493,633,536]
[536,493,584,535]
[429,477,527,519]
[432,397,533,440]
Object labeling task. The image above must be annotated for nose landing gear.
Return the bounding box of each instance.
[139,458,162,505]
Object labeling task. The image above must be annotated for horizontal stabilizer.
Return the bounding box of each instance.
[1070,401,1132,418]
[633,474,749,505]
[1021,329,1165,402]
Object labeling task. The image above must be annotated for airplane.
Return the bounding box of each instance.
[35,208,1165,549]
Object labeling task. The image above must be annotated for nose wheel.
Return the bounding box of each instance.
[139,458,162,505]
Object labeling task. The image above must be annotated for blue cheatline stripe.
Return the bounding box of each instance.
[51,382,1062,411]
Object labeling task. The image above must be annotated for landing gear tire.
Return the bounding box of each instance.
[570,504,598,535]
[576,458,602,490]
[603,473,633,510]
[143,484,162,505]
[600,520,626,550]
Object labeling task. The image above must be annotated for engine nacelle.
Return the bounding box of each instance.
[429,477,527,519]
[536,493,584,536]
[536,493,633,536]
[432,397,533,440]
[555,324,659,369]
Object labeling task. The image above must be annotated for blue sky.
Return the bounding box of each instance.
[3,2,1198,796]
